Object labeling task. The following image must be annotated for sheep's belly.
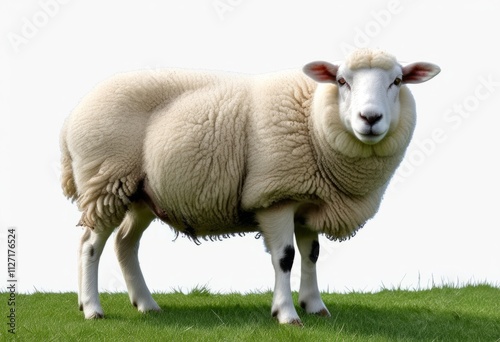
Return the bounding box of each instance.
[141,180,258,238]
[146,192,258,238]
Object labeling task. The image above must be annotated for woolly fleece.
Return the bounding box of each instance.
[61,50,416,241]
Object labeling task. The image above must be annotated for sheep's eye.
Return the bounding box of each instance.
[393,77,402,86]
[338,77,346,86]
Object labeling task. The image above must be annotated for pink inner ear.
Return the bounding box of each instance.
[402,63,440,84]
[403,68,430,83]
[309,64,336,82]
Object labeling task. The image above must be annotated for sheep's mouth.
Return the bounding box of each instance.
[355,131,386,145]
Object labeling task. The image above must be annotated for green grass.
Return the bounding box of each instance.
[4,285,500,341]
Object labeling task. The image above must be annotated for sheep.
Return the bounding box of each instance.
[60,48,440,324]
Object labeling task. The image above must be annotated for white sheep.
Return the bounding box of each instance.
[60,48,440,324]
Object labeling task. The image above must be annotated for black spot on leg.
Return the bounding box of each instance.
[133,301,137,308]
[309,240,319,264]
[89,246,94,258]
[300,301,306,310]
[279,245,295,273]
[272,309,279,317]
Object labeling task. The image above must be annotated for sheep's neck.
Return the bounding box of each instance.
[314,141,403,196]
[309,84,415,197]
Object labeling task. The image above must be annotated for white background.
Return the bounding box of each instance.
[1,0,499,295]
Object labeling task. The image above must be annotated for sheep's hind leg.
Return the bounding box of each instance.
[257,204,302,326]
[114,201,160,313]
[78,226,113,319]
[295,228,330,317]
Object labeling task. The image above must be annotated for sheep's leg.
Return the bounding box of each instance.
[295,228,331,317]
[78,226,112,319]
[114,202,160,313]
[257,204,301,325]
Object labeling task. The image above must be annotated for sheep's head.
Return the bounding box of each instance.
[303,49,440,146]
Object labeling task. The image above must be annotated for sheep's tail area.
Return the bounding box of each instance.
[60,120,78,202]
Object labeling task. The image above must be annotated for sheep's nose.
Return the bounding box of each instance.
[359,112,382,126]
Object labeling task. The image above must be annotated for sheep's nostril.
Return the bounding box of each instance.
[359,112,382,125]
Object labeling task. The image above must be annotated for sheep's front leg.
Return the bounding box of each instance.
[295,228,330,317]
[257,204,302,325]
[78,226,112,319]
[114,202,160,313]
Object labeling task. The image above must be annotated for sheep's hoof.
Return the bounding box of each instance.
[85,312,104,320]
[82,305,105,319]
[300,300,331,317]
[289,319,304,327]
[135,300,161,313]
[314,308,331,317]
[272,309,303,326]
[141,307,162,314]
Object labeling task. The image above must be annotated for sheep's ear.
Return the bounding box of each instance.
[402,62,441,84]
[303,61,339,83]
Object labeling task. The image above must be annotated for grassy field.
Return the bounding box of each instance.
[4,285,500,341]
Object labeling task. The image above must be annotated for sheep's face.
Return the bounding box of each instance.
[335,64,403,145]
[303,49,441,146]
